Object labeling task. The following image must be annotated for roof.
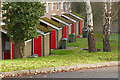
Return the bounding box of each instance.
[40,17,63,28]
[37,24,50,33]
[63,13,80,21]
[58,22,65,27]
[71,12,85,19]
[2,25,50,33]
[53,15,73,24]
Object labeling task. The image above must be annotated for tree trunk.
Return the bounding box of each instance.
[85,0,97,52]
[0,2,2,60]
[14,41,25,59]
[103,1,111,52]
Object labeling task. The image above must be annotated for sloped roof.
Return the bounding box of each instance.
[53,15,73,24]
[71,12,85,19]
[37,24,50,33]
[2,25,50,33]
[63,13,80,21]
[40,17,63,28]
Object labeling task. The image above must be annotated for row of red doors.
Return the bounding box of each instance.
[34,29,58,56]
[72,20,81,34]
[34,20,82,55]
[4,22,81,59]
[50,26,67,49]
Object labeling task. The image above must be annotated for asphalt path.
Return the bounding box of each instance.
[18,66,119,78]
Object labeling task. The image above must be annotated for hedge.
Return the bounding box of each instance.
[37,24,50,33]
[71,12,85,19]
[63,13,80,21]
[53,15,73,24]
[41,17,63,28]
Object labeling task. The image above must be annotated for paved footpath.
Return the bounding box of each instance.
[17,66,118,78]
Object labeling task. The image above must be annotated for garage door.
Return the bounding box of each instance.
[11,43,14,59]
[34,35,42,57]
[63,26,67,38]
[79,20,81,34]
[50,30,57,49]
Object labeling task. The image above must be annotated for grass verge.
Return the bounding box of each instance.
[0,33,119,72]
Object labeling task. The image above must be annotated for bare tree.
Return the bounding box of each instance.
[103,0,112,52]
[85,0,97,52]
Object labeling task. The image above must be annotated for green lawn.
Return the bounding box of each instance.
[0,33,119,72]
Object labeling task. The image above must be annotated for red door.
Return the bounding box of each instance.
[4,43,14,60]
[63,26,67,38]
[34,35,42,57]
[79,20,81,34]
[11,43,14,59]
[50,30,57,49]
[72,23,75,34]
[4,52,10,60]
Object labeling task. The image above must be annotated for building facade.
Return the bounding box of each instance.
[44,1,71,19]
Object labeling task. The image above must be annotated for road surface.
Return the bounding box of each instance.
[18,66,119,78]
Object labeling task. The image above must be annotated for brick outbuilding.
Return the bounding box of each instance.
[62,13,80,36]
[51,15,74,42]
[40,17,63,49]
[1,25,32,59]
[69,12,85,34]
[33,24,50,57]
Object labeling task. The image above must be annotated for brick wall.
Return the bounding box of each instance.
[82,20,84,28]
[57,28,62,48]
[67,25,72,42]
[68,25,72,35]
[24,40,32,58]
[44,2,71,19]
[43,34,50,56]
[76,22,79,36]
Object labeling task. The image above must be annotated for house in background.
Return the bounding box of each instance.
[43,1,72,19]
